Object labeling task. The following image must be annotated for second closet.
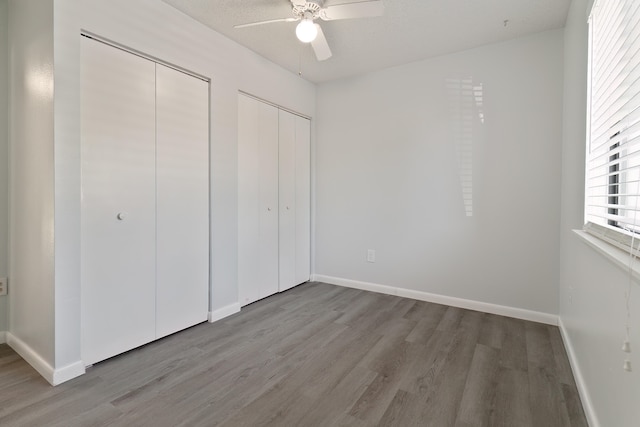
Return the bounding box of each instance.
[238,94,311,306]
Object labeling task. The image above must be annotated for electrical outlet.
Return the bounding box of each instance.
[367,249,376,263]
[0,277,7,296]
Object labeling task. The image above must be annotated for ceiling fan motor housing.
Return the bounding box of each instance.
[292,1,323,19]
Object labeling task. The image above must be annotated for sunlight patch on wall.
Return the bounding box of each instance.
[446,78,484,217]
[26,65,54,100]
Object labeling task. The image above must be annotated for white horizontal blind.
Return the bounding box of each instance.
[586,0,640,238]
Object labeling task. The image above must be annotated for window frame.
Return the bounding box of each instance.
[584,0,640,254]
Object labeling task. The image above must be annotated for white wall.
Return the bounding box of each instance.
[53,0,82,375]
[315,30,564,317]
[0,0,8,338]
[559,0,640,426]
[7,0,56,366]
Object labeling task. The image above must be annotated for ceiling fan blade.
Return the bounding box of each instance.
[311,24,332,61]
[234,17,298,29]
[320,0,384,21]
[290,0,306,6]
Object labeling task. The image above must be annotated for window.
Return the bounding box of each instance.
[585,0,640,252]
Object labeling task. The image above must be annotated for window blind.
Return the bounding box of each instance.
[586,0,640,239]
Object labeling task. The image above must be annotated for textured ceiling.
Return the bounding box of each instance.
[161,0,571,83]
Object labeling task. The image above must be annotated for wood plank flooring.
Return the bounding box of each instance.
[0,282,587,426]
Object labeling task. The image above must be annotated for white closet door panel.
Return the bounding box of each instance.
[238,95,279,305]
[155,64,209,338]
[278,110,297,292]
[81,37,157,365]
[238,95,261,306]
[295,115,311,285]
[258,101,280,301]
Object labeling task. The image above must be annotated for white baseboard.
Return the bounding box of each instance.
[7,332,85,386]
[7,332,55,384]
[558,317,599,427]
[52,360,86,386]
[312,274,558,326]
[208,302,241,323]
[0,331,6,344]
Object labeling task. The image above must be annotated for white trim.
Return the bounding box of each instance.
[81,32,209,82]
[238,91,311,121]
[7,332,55,384]
[0,331,6,344]
[574,230,640,283]
[312,274,558,326]
[558,317,600,427]
[583,222,640,259]
[52,360,86,386]
[7,333,85,386]
[208,302,241,323]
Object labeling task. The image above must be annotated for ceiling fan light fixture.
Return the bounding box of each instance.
[296,18,318,43]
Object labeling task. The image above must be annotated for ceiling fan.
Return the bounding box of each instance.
[234,0,384,61]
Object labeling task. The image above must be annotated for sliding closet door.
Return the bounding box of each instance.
[279,110,311,292]
[257,102,280,302]
[238,94,279,305]
[155,64,209,338]
[278,110,296,291]
[294,115,311,285]
[238,94,258,305]
[81,37,157,365]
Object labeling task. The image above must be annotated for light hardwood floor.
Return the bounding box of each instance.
[0,282,587,426]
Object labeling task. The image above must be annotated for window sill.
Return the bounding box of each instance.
[573,229,640,282]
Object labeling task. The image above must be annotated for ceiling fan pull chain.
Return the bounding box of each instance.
[298,42,303,78]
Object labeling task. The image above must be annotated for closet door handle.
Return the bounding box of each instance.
[117,212,126,221]
[267,207,272,212]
